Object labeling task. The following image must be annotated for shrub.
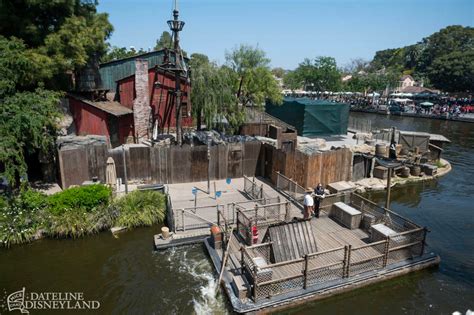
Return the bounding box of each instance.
[113,191,166,228]
[48,184,111,215]
[0,189,47,247]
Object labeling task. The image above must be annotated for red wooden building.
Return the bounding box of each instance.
[68,50,193,147]
[117,66,192,133]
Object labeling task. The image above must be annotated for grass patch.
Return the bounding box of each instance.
[1,186,167,247]
[112,190,166,228]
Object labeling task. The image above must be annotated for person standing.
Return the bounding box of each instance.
[303,188,314,220]
[313,183,326,218]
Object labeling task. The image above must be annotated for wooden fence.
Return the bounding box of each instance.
[263,144,353,189]
[58,141,263,188]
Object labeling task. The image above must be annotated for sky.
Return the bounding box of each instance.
[98,0,473,69]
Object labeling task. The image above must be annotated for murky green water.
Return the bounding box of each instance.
[1,113,473,314]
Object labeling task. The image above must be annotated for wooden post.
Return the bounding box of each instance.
[254,205,258,227]
[346,245,352,277]
[253,265,258,301]
[232,203,236,224]
[181,209,185,232]
[383,237,390,267]
[276,171,280,190]
[420,227,428,256]
[236,211,240,237]
[385,167,392,209]
[121,145,128,194]
[285,201,291,222]
[240,246,245,275]
[303,254,309,289]
[343,245,348,278]
[260,184,264,199]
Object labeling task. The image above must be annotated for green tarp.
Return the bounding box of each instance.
[265,97,350,136]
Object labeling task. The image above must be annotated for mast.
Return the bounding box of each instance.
[167,0,185,145]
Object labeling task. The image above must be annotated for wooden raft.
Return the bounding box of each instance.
[263,220,318,263]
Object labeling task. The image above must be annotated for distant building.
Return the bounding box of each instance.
[342,75,353,82]
[398,75,416,90]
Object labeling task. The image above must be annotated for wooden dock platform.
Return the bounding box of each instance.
[203,191,440,313]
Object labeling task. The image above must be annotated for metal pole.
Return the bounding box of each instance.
[121,145,128,194]
[207,137,211,194]
[194,192,197,212]
[385,167,392,209]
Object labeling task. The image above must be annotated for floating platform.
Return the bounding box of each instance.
[153,176,440,313]
[154,229,209,250]
[202,191,440,313]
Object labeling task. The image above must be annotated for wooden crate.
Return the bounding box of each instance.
[331,202,362,230]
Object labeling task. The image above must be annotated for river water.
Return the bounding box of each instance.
[1,113,472,314]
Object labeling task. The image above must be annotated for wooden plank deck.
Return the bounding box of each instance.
[167,177,303,232]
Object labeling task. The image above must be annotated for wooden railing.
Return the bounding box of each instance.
[241,225,428,301]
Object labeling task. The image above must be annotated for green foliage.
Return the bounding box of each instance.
[155,31,173,50]
[0,1,113,189]
[102,46,147,63]
[0,36,53,98]
[226,44,282,107]
[370,25,474,92]
[343,72,398,93]
[112,191,166,228]
[47,184,111,215]
[0,189,47,247]
[286,56,342,92]
[42,13,113,72]
[428,50,474,92]
[271,67,286,78]
[0,89,62,186]
[190,56,238,130]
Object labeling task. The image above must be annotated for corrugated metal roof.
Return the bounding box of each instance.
[99,50,167,90]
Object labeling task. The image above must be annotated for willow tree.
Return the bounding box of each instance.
[190,54,238,131]
[225,44,282,108]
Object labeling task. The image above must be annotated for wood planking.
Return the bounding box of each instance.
[267,221,318,263]
[59,141,263,188]
[265,144,353,188]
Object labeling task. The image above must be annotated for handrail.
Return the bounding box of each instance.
[238,201,288,212]
[245,242,273,249]
[307,246,345,257]
[351,239,387,250]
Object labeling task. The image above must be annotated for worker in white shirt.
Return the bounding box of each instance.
[303,188,314,220]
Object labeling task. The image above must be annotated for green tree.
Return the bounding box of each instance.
[0,0,113,187]
[225,44,282,107]
[189,54,238,131]
[154,31,173,50]
[428,50,474,92]
[102,46,147,63]
[0,89,62,186]
[271,67,286,78]
[288,56,342,91]
[283,70,302,91]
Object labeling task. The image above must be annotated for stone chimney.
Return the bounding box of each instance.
[133,59,151,142]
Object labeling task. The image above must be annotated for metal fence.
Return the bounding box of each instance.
[275,171,306,203]
[236,201,290,245]
[173,204,226,232]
